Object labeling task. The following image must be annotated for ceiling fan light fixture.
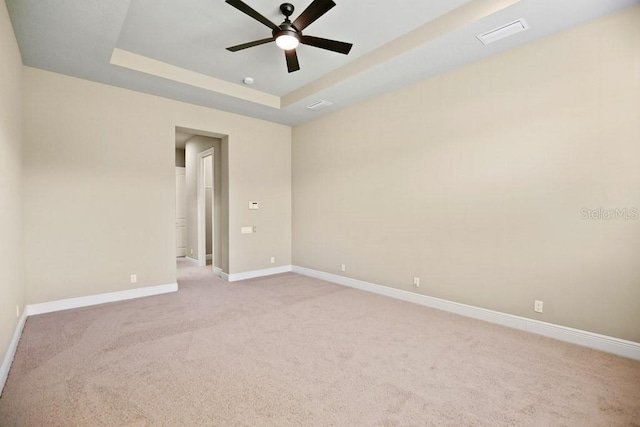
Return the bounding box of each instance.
[275,33,300,50]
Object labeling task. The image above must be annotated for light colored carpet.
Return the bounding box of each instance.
[1,260,639,426]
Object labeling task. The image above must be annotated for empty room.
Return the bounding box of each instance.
[1,0,639,425]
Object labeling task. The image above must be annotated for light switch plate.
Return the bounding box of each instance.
[241,226,253,234]
[249,201,259,210]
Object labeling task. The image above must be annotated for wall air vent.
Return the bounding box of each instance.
[306,100,333,111]
[477,19,529,45]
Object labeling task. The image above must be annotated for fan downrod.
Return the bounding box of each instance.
[280,3,295,18]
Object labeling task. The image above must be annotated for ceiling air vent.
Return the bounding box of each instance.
[477,19,529,45]
[307,100,333,111]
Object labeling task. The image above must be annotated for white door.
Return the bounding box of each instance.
[175,167,187,257]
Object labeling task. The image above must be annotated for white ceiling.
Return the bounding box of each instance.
[6,0,639,126]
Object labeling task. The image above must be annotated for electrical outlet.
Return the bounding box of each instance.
[270,256,275,264]
[16,305,20,318]
[131,274,137,284]
[413,277,420,287]
[341,263,346,272]
[534,300,543,313]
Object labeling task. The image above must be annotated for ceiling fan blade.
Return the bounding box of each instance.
[285,49,300,73]
[301,35,352,54]
[292,0,336,31]
[226,37,274,52]
[225,0,279,31]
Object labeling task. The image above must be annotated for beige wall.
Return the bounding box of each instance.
[230,129,292,273]
[22,67,291,304]
[292,7,640,342]
[0,0,24,365]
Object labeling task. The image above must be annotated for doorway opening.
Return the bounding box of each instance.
[175,127,229,276]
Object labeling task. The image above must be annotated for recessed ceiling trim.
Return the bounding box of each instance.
[110,48,281,109]
[281,0,520,108]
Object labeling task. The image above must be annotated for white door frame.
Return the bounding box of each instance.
[197,148,214,267]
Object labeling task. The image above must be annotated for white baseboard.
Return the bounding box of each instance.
[212,267,223,277]
[1,310,28,395]
[227,265,293,282]
[185,257,199,266]
[221,272,230,281]
[292,266,640,361]
[26,283,179,316]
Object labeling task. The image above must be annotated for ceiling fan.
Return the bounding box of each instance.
[225,0,353,73]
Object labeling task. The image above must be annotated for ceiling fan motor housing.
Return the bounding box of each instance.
[273,21,301,43]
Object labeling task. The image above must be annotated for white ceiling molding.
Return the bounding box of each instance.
[110,48,281,109]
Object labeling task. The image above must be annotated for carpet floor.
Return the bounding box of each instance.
[1,260,639,426]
